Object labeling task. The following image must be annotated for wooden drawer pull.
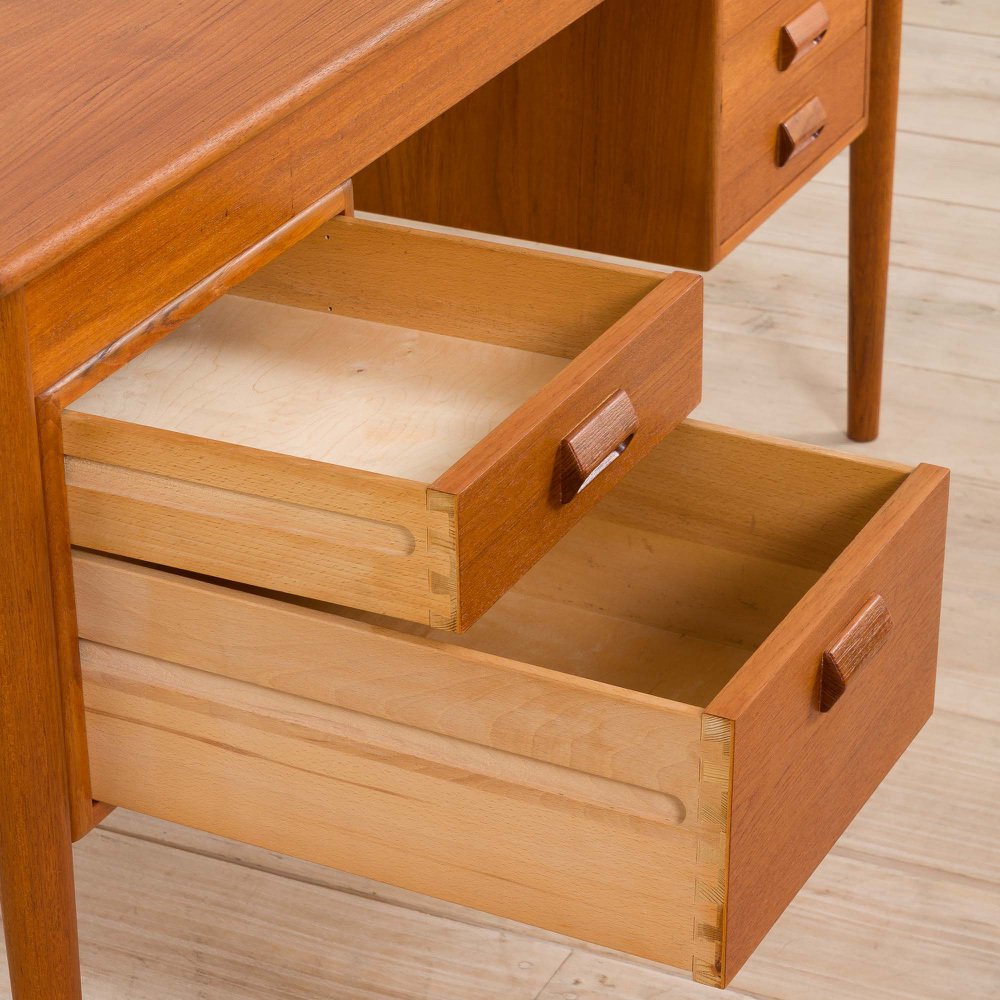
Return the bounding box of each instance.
[820,594,893,711]
[777,96,827,166]
[558,389,638,503]
[779,2,831,70]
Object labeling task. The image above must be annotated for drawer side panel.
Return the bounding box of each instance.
[82,641,730,975]
[62,414,455,627]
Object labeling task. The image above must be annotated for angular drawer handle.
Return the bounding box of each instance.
[820,594,894,711]
[777,96,828,166]
[779,2,831,70]
[558,389,638,503]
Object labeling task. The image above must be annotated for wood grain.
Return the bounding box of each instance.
[709,463,949,984]
[72,550,713,797]
[848,0,905,440]
[1,0,606,298]
[65,219,699,630]
[720,27,868,238]
[63,429,456,629]
[234,216,664,360]
[820,593,893,710]
[0,292,81,998]
[435,273,703,629]
[357,0,868,269]
[34,10,990,991]
[722,0,784,40]
[72,417,947,986]
[36,182,351,408]
[23,157,348,394]
[725,0,867,122]
[81,641,732,979]
[593,420,909,571]
[68,297,568,483]
[34,394,93,840]
[355,0,722,268]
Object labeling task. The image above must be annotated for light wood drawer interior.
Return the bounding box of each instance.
[720,2,869,240]
[76,421,948,988]
[64,215,702,631]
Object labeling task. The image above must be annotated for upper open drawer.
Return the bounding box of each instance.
[63,216,702,631]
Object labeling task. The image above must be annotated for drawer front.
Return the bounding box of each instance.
[435,273,703,628]
[720,23,868,240]
[64,218,702,631]
[75,421,948,988]
[724,0,868,99]
[709,460,949,977]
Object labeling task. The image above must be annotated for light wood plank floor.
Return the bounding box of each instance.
[3,2,997,996]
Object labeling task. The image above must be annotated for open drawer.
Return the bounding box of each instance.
[62,216,702,631]
[74,421,948,988]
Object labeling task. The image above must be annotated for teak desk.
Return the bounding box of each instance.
[1,2,942,998]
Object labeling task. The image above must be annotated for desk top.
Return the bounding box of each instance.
[0,0,597,295]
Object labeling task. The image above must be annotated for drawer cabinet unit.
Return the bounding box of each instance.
[73,421,948,989]
[354,0,871,269]
[64,215,702,630]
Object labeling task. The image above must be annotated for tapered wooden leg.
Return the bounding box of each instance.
[848,0,904,441]
[0,292,82,999]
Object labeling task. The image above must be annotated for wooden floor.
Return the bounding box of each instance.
[3,1,998,996]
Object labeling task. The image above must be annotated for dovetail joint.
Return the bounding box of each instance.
[692,713,732,989]
[426,489,458,630]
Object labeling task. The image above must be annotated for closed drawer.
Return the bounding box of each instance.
[63,215,702,631]
[724,0,868,91]
[75,421,948,988]
[720,5,869,240]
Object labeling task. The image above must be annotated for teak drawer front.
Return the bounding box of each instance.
[720,25,868,239]
[63,216,702,631]
[723,0,868,110]
[75,421,948,989]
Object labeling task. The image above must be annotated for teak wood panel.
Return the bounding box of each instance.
[721,0,783,40]
[64,218,702,630]
[723,0,867,109]
[719,26,869,239]
[355,0,721,268]
[436,278,702,628]
[24,164,350,396]
[15,0,608,393]
[0,292,82,996]
[355,0,869,270]
[1,0,605,299]
[232,217,666,359]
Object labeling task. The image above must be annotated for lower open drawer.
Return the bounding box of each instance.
[74,421,948,988]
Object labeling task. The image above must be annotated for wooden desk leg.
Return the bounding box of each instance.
[0,292,82,999]
[848,0,904,442]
